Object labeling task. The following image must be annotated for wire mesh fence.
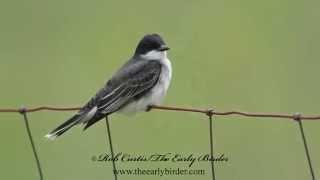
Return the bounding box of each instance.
[0,104,318,180]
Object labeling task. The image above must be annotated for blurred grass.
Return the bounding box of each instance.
[0,0,320,179]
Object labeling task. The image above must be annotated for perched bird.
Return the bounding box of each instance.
[45,33,172,140]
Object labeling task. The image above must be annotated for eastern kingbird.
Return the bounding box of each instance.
[46,33,172,140]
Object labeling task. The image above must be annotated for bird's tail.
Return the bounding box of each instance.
[45,114,84,140]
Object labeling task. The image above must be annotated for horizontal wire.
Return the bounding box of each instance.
[0,105,319,120]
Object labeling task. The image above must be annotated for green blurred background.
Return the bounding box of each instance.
[0,0,319,179]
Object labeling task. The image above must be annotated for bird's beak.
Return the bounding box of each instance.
[158,45,170,51]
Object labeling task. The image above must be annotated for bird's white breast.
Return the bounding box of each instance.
[119,55,172,114]
[149,57,172,105]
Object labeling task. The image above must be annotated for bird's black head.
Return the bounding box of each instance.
[134,33,169,56]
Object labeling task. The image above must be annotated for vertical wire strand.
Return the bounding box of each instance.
[105,116,118,180]
[296,119,315,180]
[208,115,216,180]
[20,111,44,180]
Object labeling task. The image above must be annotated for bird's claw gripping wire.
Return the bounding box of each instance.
[146,105,153,112]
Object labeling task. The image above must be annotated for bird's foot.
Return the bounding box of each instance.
[146,105,153,112]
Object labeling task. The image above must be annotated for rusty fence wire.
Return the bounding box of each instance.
[1,104,318,180]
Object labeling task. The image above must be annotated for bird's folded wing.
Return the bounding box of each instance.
[97,60,162,114]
